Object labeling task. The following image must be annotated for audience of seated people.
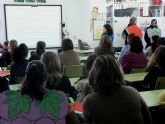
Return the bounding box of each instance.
[28,41,46,62]
[41,51,77,99]
[119,36,148,74]
[83,54,152,124]
[75,54,96,102]
[143,46,165,90]
[2,35,165,124]
[0,39,18,67]
[0,60,80,124]
[59,38,80,65]
[94,35,114,56]
[10,43,29,84]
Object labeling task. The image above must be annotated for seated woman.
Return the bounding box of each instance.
[145,35,160,58]
[1,39,18,67]
[28,41,46,62]
[119,36,148,74]
[94,35,114,56]
[0,60,79,124]
[83,54,152,124]
[143,46,165,90]
[59,39,80,65]
[75,54,96,102]
[147,37,165,71]
[10,43,29,84]
[41,51,77,99]
[118,33,134,60]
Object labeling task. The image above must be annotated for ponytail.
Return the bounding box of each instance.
[21,60,46,101]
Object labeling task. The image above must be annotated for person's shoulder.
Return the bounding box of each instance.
[121,86,139,96]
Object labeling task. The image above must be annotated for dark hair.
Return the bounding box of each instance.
[128,17,137,26]
[13,43,28,64]
[130,36,143,53]
[21,60,46,101]
[86,54,97,74]
[151,19,157,24]
[89,54,125,95]
[99,35,114,55]
[62,38,74,51]
[151,35,160,52]
[3,41,9,48]
[157,37,165,46]
[125,33,135,45]
[103,24,113,36]
[154,46,165,70]
[36,41,46,57]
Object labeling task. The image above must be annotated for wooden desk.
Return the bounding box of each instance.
[140,90,164,108]
[124,72,147,83]
[0,70,10,77]
[69,78,79,86]
[74,49,94,56]
[9,84,21,91]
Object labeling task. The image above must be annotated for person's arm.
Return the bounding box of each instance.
[143,67,158,90]
[83,95,93,123]
[144,29,151,49]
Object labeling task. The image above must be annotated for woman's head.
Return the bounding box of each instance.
[36,41,46,57]
[21,60,47,101]
[103,24,113,36]
[3,41,9,50]
[151,35,160,52]
[157,37,165,46]
[86,54,97,74]
[125,33,135,45]
[62,38,74,51]
[151,19,157,28]
[8,39,18,49]
[41,51,62,86]
[13,43,28,63]
[153,46,165,70]
[89,54,125,95]
[130,36,143,53]
[99,35,113,55]
[128,17,137,26]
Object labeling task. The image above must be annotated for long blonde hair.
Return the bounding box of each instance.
[41,51,62,86]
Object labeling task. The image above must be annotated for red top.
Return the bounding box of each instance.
[127,25,142,39]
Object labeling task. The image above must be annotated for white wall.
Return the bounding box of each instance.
[89,0,106,48]
[0,0,107,48]
[0,0,94,48]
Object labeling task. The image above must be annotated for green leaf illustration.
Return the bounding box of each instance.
[38,90,63,117]
[4,91,32,118]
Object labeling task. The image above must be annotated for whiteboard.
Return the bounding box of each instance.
[4,5,62,48]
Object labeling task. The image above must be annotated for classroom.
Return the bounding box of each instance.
[0,0,165,124]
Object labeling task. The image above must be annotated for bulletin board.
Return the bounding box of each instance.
[93,20,105,40]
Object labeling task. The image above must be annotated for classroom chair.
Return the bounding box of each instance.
[155,77,165,89]
[130,67,146,73]
[62,64,86,78]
